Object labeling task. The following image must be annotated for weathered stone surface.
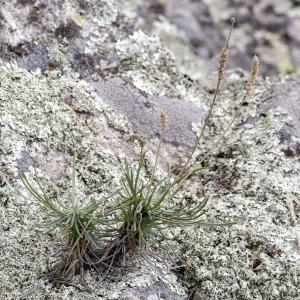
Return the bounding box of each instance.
[134,0,300,75]
[92,77,205,147]
[0,0,300,300]
[176,74,300,299]
[259,74,300,157]
[0,61,186,300]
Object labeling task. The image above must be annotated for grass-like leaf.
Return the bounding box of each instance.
[95,149,224,269]
[20,166,109,286]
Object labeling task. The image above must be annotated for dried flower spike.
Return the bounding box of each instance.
[218,47,228,80]
[218,17,235,80]
[160,110,168,130]
[246,55,259,96]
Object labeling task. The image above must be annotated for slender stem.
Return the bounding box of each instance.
[145,127,164,200]
[197,94,247,164]
[182,93,249,183]
[169,89,249,193]
[179,19,235,175]
[181,79,222,172]
[72,156,77,207]
[151,129,164,182]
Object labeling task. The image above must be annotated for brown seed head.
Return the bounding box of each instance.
[218,47,228,80]
[160,110,168,130]
[246,55,259,97]
[218,17,235,80]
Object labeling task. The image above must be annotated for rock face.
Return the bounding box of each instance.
[0,1,300,300]
[137,0,300,76]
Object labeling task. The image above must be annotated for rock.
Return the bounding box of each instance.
[259,74,300,157]
[134,0,300,76]
[0,0,300,299]
[92,77,205,147]
[287,18,300,44]
[177,74,300,299]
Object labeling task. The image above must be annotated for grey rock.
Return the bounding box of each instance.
[259,74,300,157]
[287,18,300,44]
[0,0,300,300]
[92,77,205,147]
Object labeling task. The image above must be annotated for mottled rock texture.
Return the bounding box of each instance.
[0,0,299,300]
[136,0,300,76]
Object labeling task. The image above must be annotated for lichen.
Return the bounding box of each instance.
[1,0,300,298]
[0,60,187,299]
[115,30,190,98]
[177,76,300,299]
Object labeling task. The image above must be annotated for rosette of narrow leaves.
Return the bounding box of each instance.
[20,169,111,285]
[96,152,212,268]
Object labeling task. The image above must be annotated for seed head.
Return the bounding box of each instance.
[160,110,168,130]
[218,17,235,80]
[218,47,228,80]
[246,55,259,97]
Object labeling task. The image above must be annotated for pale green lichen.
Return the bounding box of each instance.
[0,61,186,299]
[149,16,205,81]
[81,0,118,53]
[1,0,300,298]
[177,76,300,299]
[115,30,191,98]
